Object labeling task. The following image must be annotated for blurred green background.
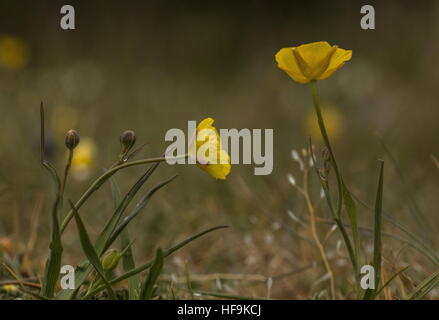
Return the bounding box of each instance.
[0,0,438,298]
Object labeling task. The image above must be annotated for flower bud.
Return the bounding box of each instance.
[120,130,136,153]
[101,249,121,272]
[65,129,80,150]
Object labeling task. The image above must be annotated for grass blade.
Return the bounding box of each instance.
[408,269,439,300]
[58,163,162,300]
[40,197,63,298]
[351,193,439,266]
[39,103,63,299]
[103,175,177,252]
[342,184,361,280]
[110,177,140,299]
[375,266,409,297]
[364,160,384,300]
[39,103,61,190]
[82,225,228,299]
[95,161,161,252]
[140,248,164,300]
[69,201,117,300]
[194,290,268,300]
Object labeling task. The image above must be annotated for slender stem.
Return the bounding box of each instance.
[303,164,336,299]
[59,154,188,233]
[310,81,343,215]
[309,81,359,287]
[61,149,73,197]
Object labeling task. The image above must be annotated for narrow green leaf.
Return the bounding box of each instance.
[364,160,384,300]
[58,163,162,300]
[375,266,409,297]
[140,248,164,300]
[408,269,439,300]
[82,225,228,299]
[95,161,161,252]
[103,175,177,252]
[75,176,176,300]
[39,103,61,190]
[110,177,139,299]
[40,196,63,298]
[351,193,439,266]
[195,290,268,300]
[39,103,63,299]
[69,201,117,300]
[342,184,360,278]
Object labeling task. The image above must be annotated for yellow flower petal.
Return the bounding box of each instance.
[275,41,352,83]
[197,150,231,180]
[295,41,332,71]
[197,117,215,130]
[318,47,352,80]
[275,48,309,83]
[195,118,231,180]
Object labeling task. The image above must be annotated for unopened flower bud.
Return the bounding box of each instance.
[65,129,80,150]
[120,130,136,153]
[101,249,121,272]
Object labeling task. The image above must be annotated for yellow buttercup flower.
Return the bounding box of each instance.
[0,34,30,70]
[70,137,97,181]
[275,41,352,83]
[194,118,231,180]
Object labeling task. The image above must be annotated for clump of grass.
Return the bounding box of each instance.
[1,103,227,300]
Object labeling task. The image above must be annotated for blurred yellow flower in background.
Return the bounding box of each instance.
[70,137,97,181]
[305,104,345,141]
[195,118,231,180]
[0,237,13,254]
[1,284,18,293]
[275,41,352,83]
[51,106,79,136]
[0,34,30,70]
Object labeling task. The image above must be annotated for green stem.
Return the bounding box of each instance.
[59,154,188,233]
[61,150,73,196]
[309,80,359,286]
[310,81,343,215]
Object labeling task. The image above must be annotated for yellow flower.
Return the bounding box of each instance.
[275,41,352,83]
[1,284,18,293]
[0,34,30,70]
[305,104,345,141]
[0,237,13,254]
[194,118,231,180]
[70,137,97,181]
